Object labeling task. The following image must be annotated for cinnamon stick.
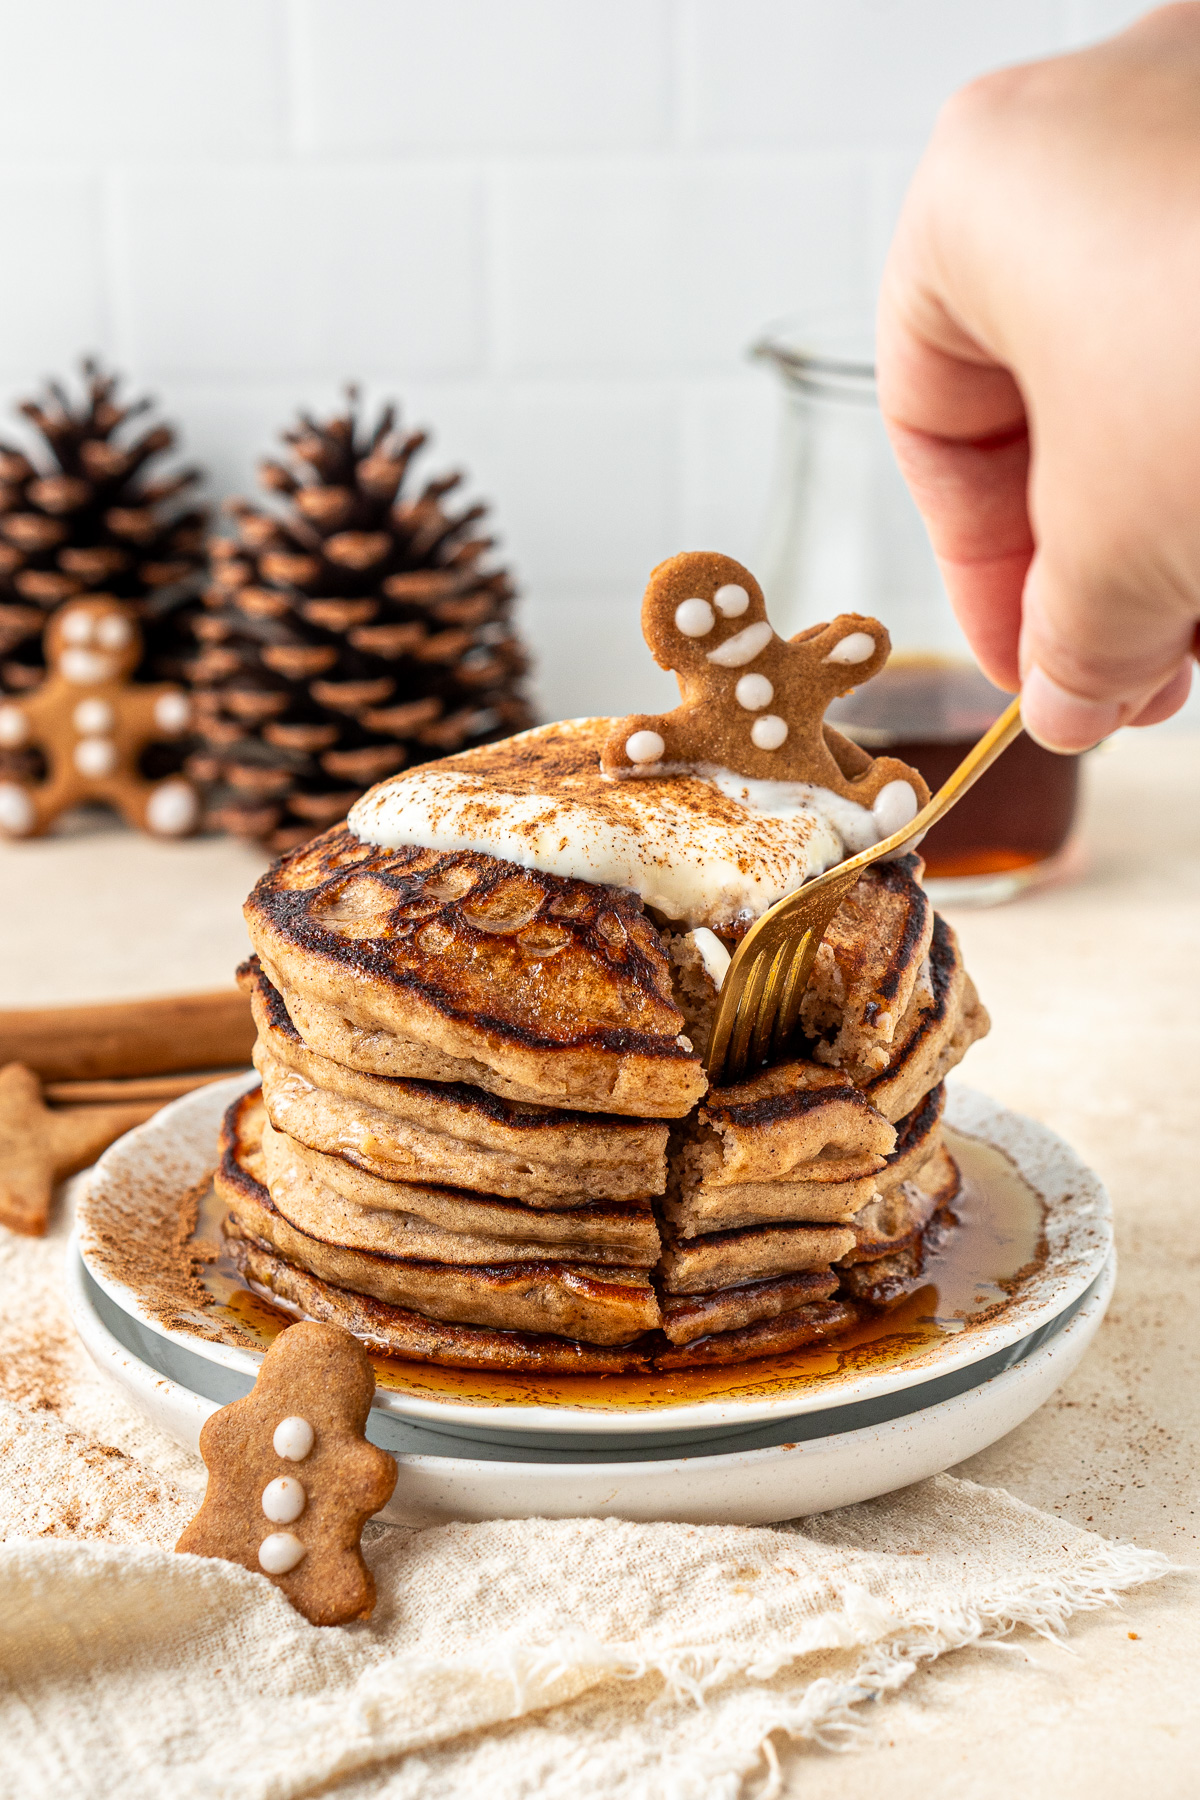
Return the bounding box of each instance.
[0,989,255,1082]
[45,1070,241,1105]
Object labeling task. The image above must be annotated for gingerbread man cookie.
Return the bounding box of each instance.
[0,595,198,838]
[176,1320,397,1626]
[601,552,929,830]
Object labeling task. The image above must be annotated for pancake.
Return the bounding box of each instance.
[664,1082,946,1237]
[659,1270,840,1345]
[228,1236,654,1374]
[837,1198,960,1307]
[663,1170,880,1235]
[219,1091,660,1345]
[262,1119,663,1263]
[799,854,933,1078]
[657,1223,853,1293]
[653,1300,861,1369]
[255,1042,666,1207]
[244,827,706,1118]
[697,1071,896,1185]
[862,915,989,1122]
[837,1143,960,1263]
[244,956,667,1202]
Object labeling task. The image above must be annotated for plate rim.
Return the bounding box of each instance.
[66,1229,1115,1486]
[76,1074,1114,1438]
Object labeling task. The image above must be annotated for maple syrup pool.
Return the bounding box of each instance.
[191,1128,1047,1414]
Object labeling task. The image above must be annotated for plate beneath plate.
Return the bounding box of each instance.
[76,1076,1113,1440]
[68,1239,1114,1525]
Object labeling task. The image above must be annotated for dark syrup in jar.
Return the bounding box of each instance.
[829,659,1080,879]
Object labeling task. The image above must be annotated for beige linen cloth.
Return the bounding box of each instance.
[0,1176,1172,1800]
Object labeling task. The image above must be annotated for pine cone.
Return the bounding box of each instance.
[0,360,207,697]
[187,390,532,855]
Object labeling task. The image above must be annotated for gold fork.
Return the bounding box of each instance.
[705,694,1024,1087]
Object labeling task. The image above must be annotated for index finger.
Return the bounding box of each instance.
[876,263,1034,691]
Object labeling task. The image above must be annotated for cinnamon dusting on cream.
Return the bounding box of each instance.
[349,719,899,931]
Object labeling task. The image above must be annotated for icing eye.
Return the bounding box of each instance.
[706,620,774,668]
[751,714,788,750]
[826,631,876,665]
[97,612,133,649]
[735,673,773,711]
[61,647,111,685]
[60,610,92,644]
[625,729,666,764]
[714,583,749,617]
[675,598,715,637]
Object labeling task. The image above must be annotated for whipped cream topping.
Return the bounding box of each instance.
[349,720,915,932]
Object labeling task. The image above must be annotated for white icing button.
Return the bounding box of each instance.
[74,736,118,778]
[0,705,28,747]
[625,730,666,765]
[706,620,774,668]
[0,783,35,834]
[60,609,93,644]
[258,1532,305,1575]
[97,611,133,649]
[145,778,198,837]
[674,598,715,638]
[873,779,919,837]
[73,697,113,734]
[61,647,113,685]
[751,714,789,750]
[262,1476,307,1525]
[154,691,190,733]
[714,583,749,618]
[273,1416,315,1461]
[734,673,774,711]
[826,631,876,665]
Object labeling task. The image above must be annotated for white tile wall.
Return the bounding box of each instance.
[0,0,1181,723]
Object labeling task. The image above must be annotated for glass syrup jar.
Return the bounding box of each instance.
[753,314,1080,906]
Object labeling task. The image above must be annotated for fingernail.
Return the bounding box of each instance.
[1021,665,1121,752]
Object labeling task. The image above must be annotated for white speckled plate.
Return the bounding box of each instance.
[66,1238,1114,1525]
[76,1075,1113,1442]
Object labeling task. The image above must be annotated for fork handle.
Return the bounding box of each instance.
[831,693,1024,885]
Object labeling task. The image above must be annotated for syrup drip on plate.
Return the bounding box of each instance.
[197,1127,1046,1412]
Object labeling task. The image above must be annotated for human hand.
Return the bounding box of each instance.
[877,3,1200,751]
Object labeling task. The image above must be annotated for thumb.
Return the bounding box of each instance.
[1018,554,1198,752]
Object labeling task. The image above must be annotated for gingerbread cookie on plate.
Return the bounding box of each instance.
[176,1320,397,1626]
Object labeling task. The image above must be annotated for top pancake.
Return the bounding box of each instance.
[245,825,706,1118]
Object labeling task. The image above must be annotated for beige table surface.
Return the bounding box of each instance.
[1,732,1197,1795]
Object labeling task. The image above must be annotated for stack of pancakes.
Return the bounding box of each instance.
[217,821,988,1373]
